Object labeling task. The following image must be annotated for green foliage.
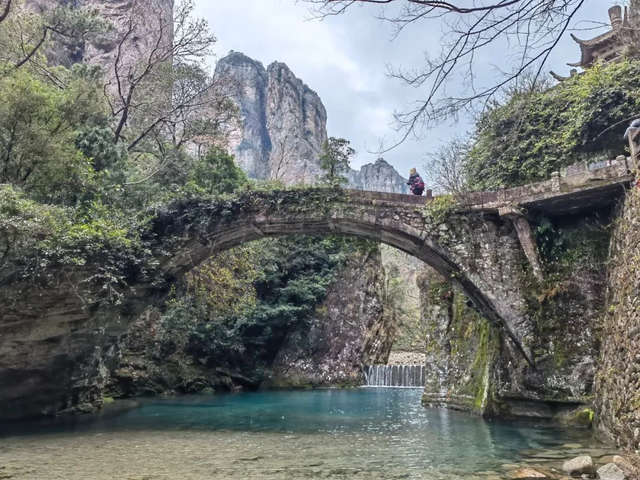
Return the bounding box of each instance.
[534,215,610,274]
[0,184,70,269]
[159,236,374,373]
[187,147,248,195]
[319,137,355,186]
[0,185,153,303]
[467,61,640,189]
[571,407,595,428]
[0,65,108,200]
[423,194,456,224]
[76,126,127,174]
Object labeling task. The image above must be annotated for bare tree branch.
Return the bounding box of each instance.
[0,0,12,24]
[303,0,593,147]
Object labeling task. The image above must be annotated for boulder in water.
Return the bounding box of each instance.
[613,456,639,477]
[562,455,595,477]
[597,463,627,480]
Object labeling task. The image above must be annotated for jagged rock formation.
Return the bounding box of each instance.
[266,61,328,184]
[217,52,328,184]
[215,53,272,179]
[347,158,408,194]
[269,249,391,387]
[217,52,409,191]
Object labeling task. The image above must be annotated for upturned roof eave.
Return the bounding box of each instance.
[568,29,618,67]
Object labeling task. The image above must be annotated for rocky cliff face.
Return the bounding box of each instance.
[217,52,328,184]
[269,249,391,387]
[216,53,272,179]
[266,62,328,184]
[217,52,409,191]
[347,158,408,194]
[25,0,174,71]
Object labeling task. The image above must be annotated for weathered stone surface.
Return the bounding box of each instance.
[265,61,327,185]
[216,52,271,179]
[419,213,605,418]
[613,456,640,478]
[595,190,640,451]
[269,249,390,387]
[597,463,627,480]
[562,455,595,477]
[26,0,174,73]
[387,351,426,365]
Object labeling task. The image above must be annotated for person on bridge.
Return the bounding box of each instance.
[407,168,425,196]
[624,118,640,141]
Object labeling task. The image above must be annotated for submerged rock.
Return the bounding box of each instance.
[507,467,550,479]
[597,463,627,480]
[563,455,595,477]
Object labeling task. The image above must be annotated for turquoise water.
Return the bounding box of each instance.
[0,388,611,479]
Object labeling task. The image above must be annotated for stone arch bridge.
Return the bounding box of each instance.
[0,161,631,420]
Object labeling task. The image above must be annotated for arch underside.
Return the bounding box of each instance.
[161,212,532,365]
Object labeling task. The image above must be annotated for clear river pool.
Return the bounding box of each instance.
[0,388,616,479]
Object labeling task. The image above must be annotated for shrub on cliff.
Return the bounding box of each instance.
[466,60,640,190]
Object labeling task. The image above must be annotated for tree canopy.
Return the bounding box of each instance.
[319,137,355,185]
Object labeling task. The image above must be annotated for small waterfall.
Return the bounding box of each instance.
[364,364,426,388]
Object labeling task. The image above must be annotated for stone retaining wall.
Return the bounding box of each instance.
[595,189,640,450]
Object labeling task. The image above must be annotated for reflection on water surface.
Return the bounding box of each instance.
[0,388,610,479]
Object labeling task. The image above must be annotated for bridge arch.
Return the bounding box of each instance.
[157,188,533,364]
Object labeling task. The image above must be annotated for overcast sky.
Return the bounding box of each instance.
[195,0,611,177]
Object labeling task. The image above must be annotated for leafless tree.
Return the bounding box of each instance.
[304,0,615,146]
[423,136,470,196]
[105,0,222,151]
[269,132,296,181]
